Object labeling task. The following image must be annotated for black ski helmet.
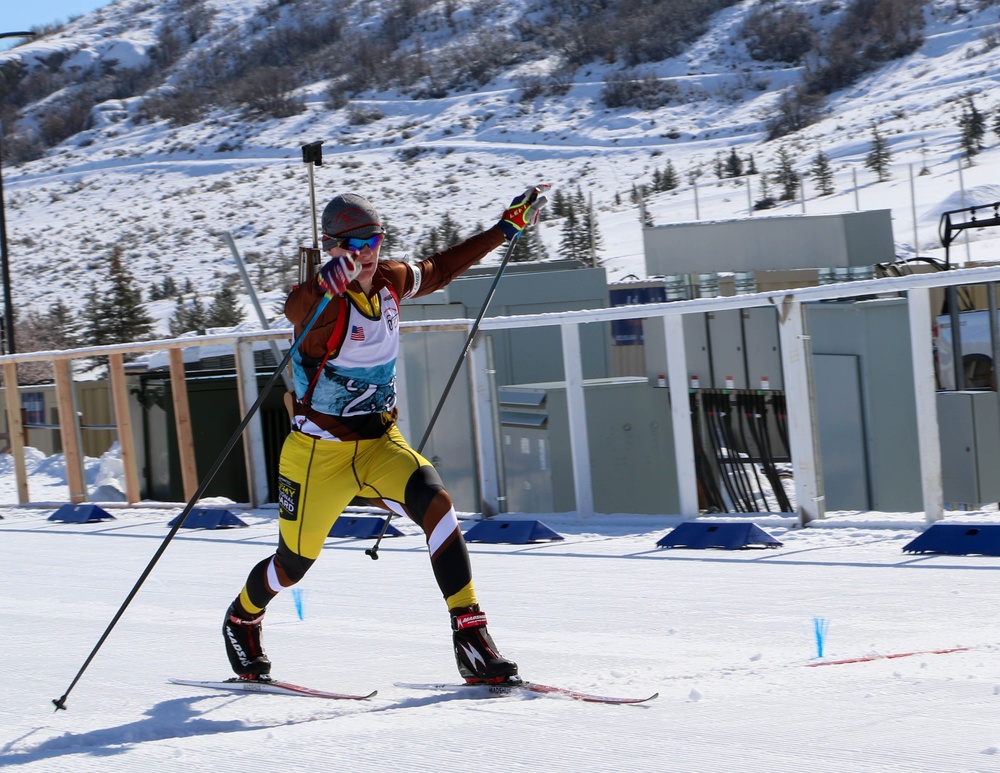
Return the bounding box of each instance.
[321,193,384,250]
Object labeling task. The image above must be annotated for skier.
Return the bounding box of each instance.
[223,185,549,684]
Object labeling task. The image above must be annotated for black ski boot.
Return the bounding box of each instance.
[223,602,271,680]
[451,605,518,683]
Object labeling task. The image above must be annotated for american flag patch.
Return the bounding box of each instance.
[350,325,365,341]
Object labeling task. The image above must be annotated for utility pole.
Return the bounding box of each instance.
[0,31,36,355]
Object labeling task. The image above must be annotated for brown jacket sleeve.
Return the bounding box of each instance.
[283,224,507,359]
[407,224,506,298]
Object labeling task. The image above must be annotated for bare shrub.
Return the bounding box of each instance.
[38,88,94,146]
[765,86,825,139]
[807,0,927,94]
[346,103,385,124]
[601,71,679,110]
[140,87,209,126]
[741,3,815,63]
[230,66,304,119]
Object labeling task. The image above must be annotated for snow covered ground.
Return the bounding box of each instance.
[6,458,1000,771]
[5,4,1000,769]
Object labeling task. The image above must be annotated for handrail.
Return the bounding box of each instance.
[1,261,997,369]
[0,261,995,517]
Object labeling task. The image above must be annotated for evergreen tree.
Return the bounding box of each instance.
[578,188,603,263]
[187,293,208,332]
[412,223,442,262]
[206,283,246,328]
[864,121,892,182]
[167,297,187,337]
[168,293,208,336]
[550,188,570,217]
[80,283,111,346]
[412,212,464,261]
[724,148,744,178]
[149,275,178,302]
[754,174,776,210]
[660,160,679,191]
[746,154,758,175]
[774,146,800,201]
[555,190,604,263]
[511,221,548,263]
[959,96,986,161]
[639,191,653,227]
[438,212,463,246]
[81,247,155,346]
[379,215,394,258]
[557,200,582,261]
[812,149,835,196]
[47,298,79,349]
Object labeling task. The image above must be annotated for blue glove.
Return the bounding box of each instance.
[498,184,551,240]
[317,254,359,296]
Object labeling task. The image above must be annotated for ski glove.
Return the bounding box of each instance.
[498,184,551,240]
[317,254,360,296]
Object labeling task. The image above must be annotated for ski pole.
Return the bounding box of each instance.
[365,232,523,560]
[52,293,333,711]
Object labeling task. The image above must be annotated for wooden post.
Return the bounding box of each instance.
[168,348,198,501]
[2,362,28,503]
[108,353,141,504]
[53,359,87,504]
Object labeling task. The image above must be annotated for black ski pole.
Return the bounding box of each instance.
[52,293,333,711]
[364,231,523,560]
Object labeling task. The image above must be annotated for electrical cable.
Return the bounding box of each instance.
[736,393,771,512]
[690,392,725,513]
[705,392,744,512]
[721,392,758,512]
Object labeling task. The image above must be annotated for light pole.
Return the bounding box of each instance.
[0,31,35,354]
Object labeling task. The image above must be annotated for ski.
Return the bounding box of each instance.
[803,645,976,667]
[169,677,376,701]
[395,679,658,705]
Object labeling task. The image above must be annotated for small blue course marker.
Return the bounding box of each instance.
[814,616,830,659]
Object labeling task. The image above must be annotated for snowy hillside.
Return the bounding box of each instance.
[2,0,1000,338]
